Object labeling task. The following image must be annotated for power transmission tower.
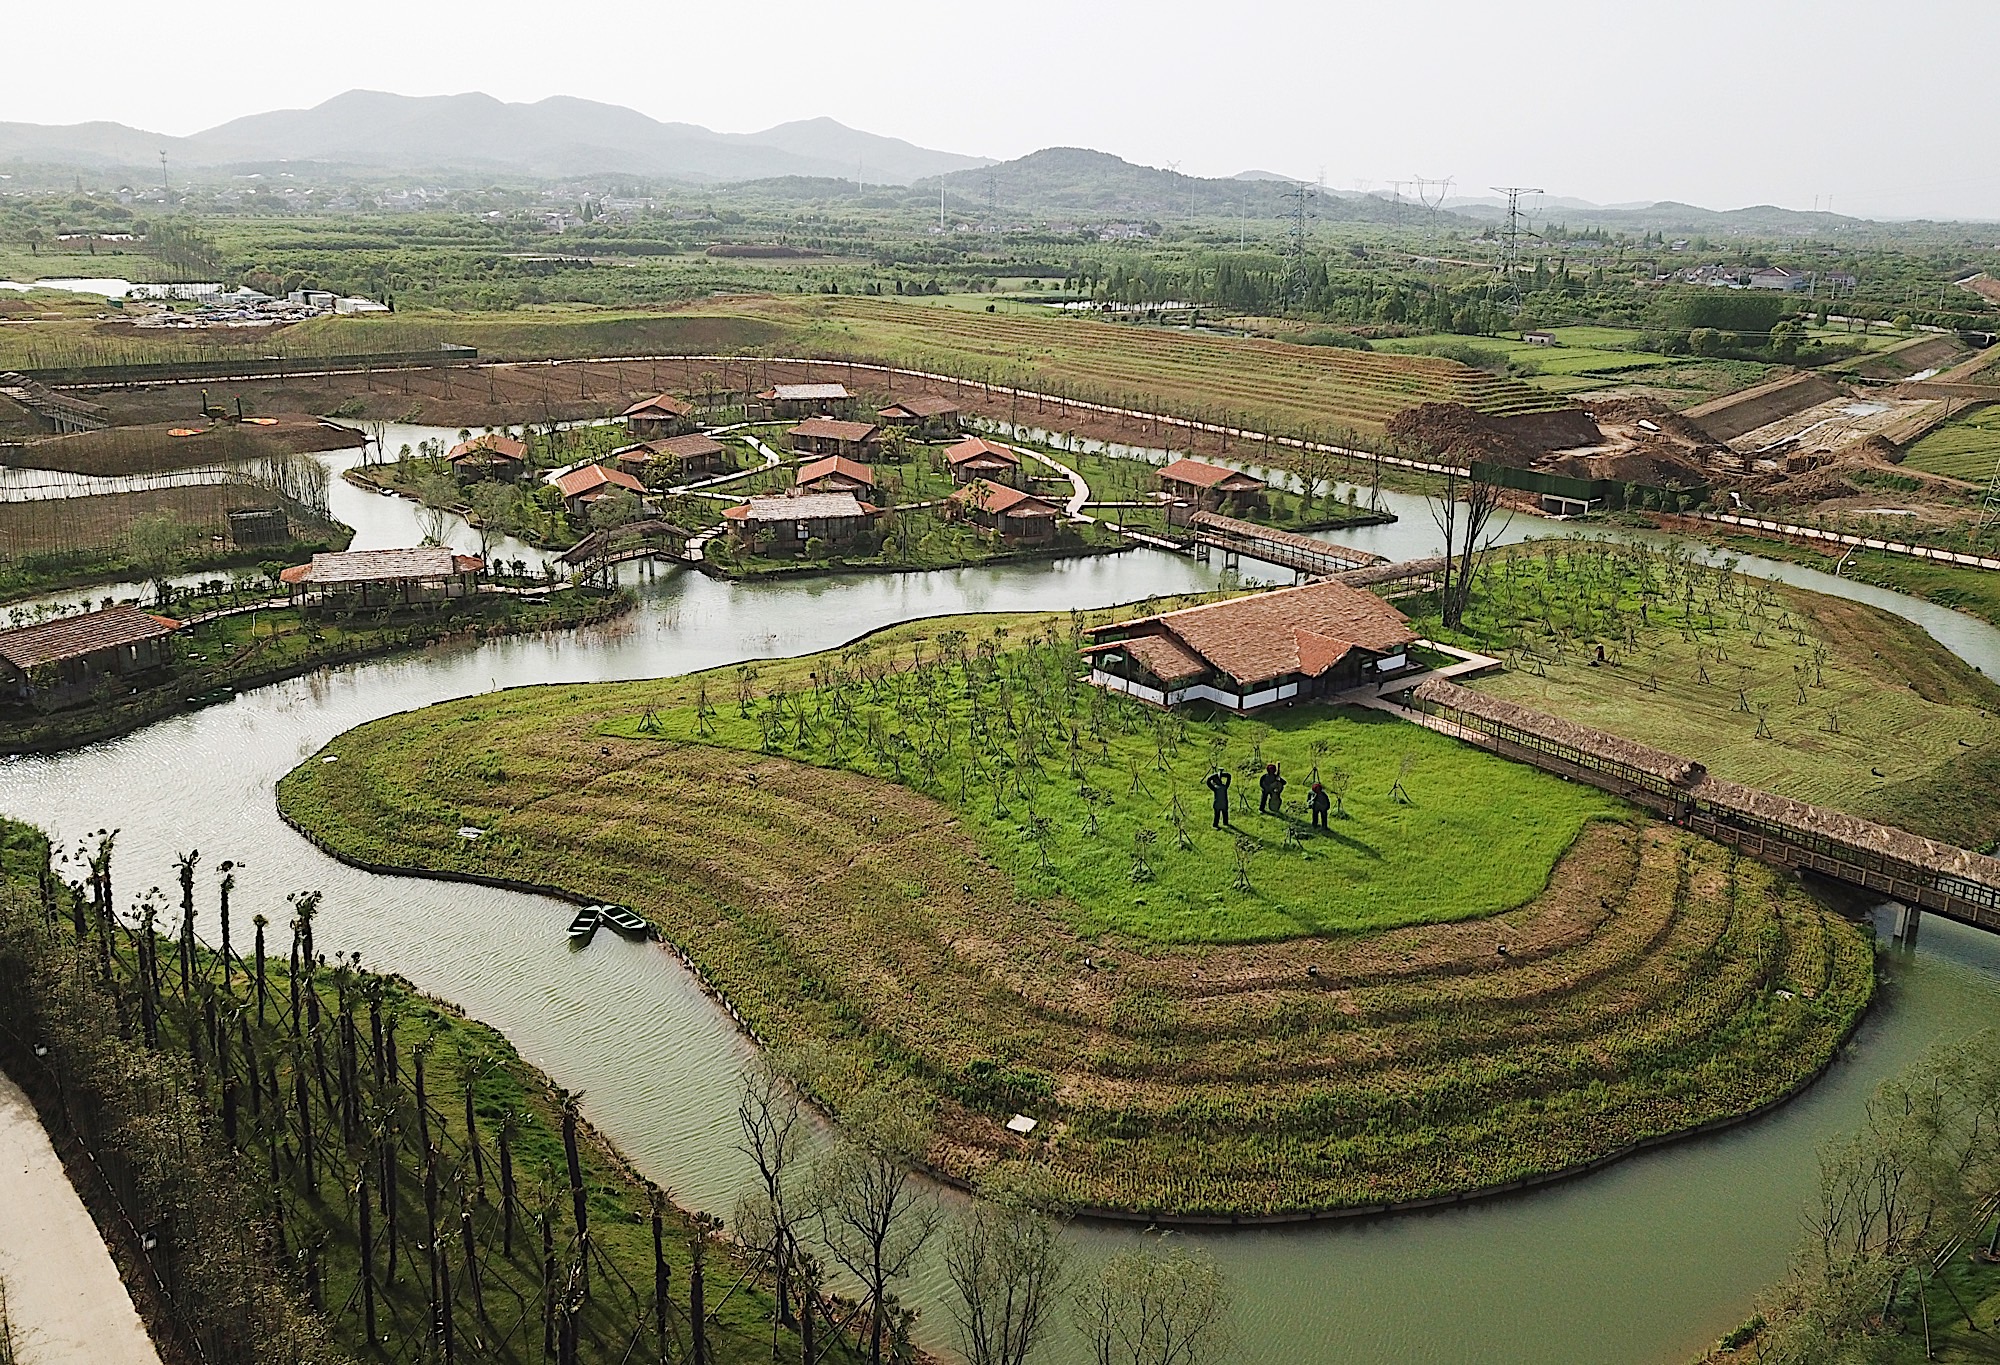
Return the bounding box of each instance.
[1489,185,1544,311]
[985,170,998,223]
[1283,183,1317,306]
[1414,175,1454,215]
[1977,453,2000,540]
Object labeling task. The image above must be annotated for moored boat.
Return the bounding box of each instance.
[600,903,651,938]
[567,904,600,945]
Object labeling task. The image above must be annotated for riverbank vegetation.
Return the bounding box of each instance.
[0,820,814,1364]
[0,588,630,755]
[278,605,1873,1217]
[1709,531,2000,630]
[1710,1032,2000,1364]
[1432,538,2000,847]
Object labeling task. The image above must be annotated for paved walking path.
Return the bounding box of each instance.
[0,1068,162,1365]
[1011,444,1093,518]
[1696,511,2000,573]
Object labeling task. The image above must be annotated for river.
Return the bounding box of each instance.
[5,437,2000,1363]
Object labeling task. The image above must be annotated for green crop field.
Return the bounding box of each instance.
[282,601,1873,1217]
[1903,402,2000,482]
[1427,537,2000,846]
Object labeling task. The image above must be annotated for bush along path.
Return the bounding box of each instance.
[0,822,849,1365]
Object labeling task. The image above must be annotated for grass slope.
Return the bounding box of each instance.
[280,607,1873,1217]
[1433,539,2000,847]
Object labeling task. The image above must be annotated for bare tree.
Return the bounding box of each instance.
[734,1054,808,1341]
[1427,467,1508,630]
[944,1172,1071,1365]
[809,1085,944,1365]
[1072,1242,1230,1365]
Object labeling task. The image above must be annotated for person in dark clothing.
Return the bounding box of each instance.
[1205,769,1232,828]
[1258,763,1286,815]
[1307,781,1331,829]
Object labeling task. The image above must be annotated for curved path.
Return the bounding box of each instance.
[0,1068,162,1365]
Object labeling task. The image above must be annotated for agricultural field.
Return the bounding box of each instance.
[1903,402,2000,482]
[281,606,1872,1216]
[1436,538,2000,846]
[0,482,349,603]
[0,417,361,477]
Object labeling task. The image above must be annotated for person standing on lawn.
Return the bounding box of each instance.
[1205,769,1233,828]
[1307,781,1331,829]
[1258,763,1286,815]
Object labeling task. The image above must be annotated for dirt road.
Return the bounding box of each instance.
[0,1069,161,1365]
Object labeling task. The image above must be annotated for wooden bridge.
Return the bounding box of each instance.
[1186,512,1385,578]
[558,521,696,583]
[1404,678,2000,943]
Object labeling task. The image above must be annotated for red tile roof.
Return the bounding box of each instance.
[1085,633,1209,684]
[554,464,645,499]
[878,395,960,419]
[950,482,1061,518]
[0,604,178,671]
[945,436,1021,468]
[789,418,879,443]
[653,432,725,460]
[1089,581,1414,687]
[1158,458,1264,490]
[621,393,693,419]
[449,434,527,462]
[797,455,876,487]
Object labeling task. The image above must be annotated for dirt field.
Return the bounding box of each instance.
[1684,372,1843,442]
[1726,394,1948,457]
[1,417,361,477]
[0,1068,163,1365]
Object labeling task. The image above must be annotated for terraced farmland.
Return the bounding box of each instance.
[708,295,1571,436]
[281,608,1873,1219]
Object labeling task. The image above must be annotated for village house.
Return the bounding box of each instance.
[0,604,179,707]
[760,382,852,419]
[1157,457,1269,517]
[944,436,1023,488]
[722,491,879,555]
[553,463,647,518]
[1521,330,1558,346]
[1749,266,1812,292]
[796,455,877,497]
[448,433,528,482]
[876,394,962,437]
[1082,579,1417,711]
[788,417,881,460]
[947,481,1064,546]
[279,547,484,609]
[610,432,731,481]
[620,393,698,439]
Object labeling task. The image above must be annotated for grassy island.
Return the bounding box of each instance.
[280,587,1881,1219]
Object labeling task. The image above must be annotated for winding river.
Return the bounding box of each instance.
[6,436,2000,1364]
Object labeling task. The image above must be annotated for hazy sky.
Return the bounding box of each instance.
[12,0,2000,220]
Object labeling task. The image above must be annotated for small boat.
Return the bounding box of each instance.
[184,685,234,708]
[566,904,600,945]
[379,486,397,497]
[599,904,651,938]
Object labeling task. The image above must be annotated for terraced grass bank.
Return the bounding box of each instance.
[280,608,1874,1219]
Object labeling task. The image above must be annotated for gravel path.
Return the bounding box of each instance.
[0,1069,161,1365]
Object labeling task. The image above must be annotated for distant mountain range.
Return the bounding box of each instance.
[0,90,992,185]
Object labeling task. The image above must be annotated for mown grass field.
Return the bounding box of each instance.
[1903,401,2000,482]
[1436,539,2000,846]
[280,605,1873,1217]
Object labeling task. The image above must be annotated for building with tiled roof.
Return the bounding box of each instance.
[760,382,852,418]
[946,480,1063,545]
[611,433,730,478]
[877,394,961,435]
[787,417,880,459]
[1157,458,1268,515]
[448,433,528,481]
[944,436,1022,488]
[620,393,697,438]
[0,604,179,703]
[796,455,877,495]
[1082,579,1416,710]
[553,463,647,516]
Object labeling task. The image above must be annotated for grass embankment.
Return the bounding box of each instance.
[0,485,350,604]
[1708,531,2000,628]
[0,418,362,477]
[0,589,630,755]
[1902,402,2000,482]
[1436,539,2000,847]
[0,820,810,1364]
[280,607,1873,1218]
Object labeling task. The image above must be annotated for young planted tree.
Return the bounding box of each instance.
[809,1085,945,1365]
[1072,1242,1231,1365]
[735,1053,808,1341]
[943,1173,1072,1365]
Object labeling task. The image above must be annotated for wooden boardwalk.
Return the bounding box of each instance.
[1186,512,1385,577]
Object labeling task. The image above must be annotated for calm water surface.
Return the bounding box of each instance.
[7,444,2000,1363]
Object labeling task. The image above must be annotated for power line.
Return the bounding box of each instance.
[1489,185,1544,311]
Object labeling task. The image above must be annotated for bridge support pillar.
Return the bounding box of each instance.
[1893,903,1923,946]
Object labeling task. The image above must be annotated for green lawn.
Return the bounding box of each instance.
[1904,402,2000,482]
[602,633,1625,941]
